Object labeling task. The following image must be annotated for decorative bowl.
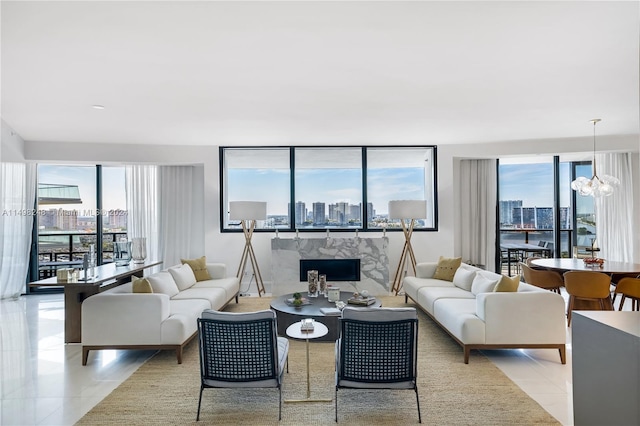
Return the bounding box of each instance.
[583,257,605,266]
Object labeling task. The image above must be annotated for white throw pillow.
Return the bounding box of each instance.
[452,267,476,291]
[147,271,180,297]
[168,263,197,291]
[471,272,500,296]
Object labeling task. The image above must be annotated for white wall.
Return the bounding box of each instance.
[1,120,25,162]
[23,134,640,284]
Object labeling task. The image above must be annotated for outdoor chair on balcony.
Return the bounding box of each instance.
[335,307,421,423]
[196,309,289,421]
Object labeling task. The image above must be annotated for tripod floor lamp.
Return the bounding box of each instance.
[230,201,267,297]
[389,200,427,295]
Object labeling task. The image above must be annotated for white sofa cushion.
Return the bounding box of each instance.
[471,271,500,296]
[433,298,485,344]
[172,287,228,310]
[452,266,476,291]
[193,277,240,302]
[161,299,211,344]
[148,271,180,298]
[168,264,197,291]
[416,286,475,316]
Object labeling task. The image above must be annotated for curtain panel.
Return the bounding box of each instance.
[459,159,497,271]
[158,166,198,267]
[125,165,160,269]
[594,153,635,262]
[0,163,36,299]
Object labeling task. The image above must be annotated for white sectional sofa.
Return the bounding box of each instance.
[403,262,566,364]
[81,263,240,365]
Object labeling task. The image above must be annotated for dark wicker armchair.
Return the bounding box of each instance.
[196,309,289,421]
[335,307,421,423]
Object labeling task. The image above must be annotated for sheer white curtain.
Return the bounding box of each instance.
[459,159,497,271]
[158,166,197,267]
[125,165,160,267]
[0,163,37,299]
[594,153,634,262]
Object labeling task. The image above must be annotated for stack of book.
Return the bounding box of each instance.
[347,297,376,306]
[300,318,315,331]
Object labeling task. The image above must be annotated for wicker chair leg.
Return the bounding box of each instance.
[335,388,338,422]
[278,386,282,421]
[415,386,422,423]
[196,386,204,421]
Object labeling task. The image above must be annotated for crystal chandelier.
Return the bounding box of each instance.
[570,119,619,197]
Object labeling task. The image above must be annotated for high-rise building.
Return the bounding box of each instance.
[499,200,523,226]
[109,209,128,230]
[57,209,78,230]
[312,202,325,225]
[295,202,306,225]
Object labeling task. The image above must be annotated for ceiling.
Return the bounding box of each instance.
[2,1,638,147]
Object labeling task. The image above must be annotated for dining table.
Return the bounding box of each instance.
[530,258,640,276]
[531,258,640,311]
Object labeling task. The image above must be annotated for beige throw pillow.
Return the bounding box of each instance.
[132,277,153,293]
[181,256,212,282]
[494,274,520,292]
[433,256,462,281]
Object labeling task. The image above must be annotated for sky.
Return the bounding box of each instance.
[228,167,425,216]
[38,165,126,213]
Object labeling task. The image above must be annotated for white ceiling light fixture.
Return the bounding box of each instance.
[91,105,105,110]
[570,119,619,197]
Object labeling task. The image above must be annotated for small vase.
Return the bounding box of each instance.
[319,274,327,296]
[131,237,147,264]
[307,270,319,297]
[114,241,132,267]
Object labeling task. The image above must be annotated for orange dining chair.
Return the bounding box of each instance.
[524,257,543,269]
[612,277,640,311]
[520,262,563,294]
[563,271,612,326]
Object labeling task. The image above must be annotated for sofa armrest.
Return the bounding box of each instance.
[206,263,228,280]
[476,292,566,344]
[81,293,171,345]
[415,262,437,278]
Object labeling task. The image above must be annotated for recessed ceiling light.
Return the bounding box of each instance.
[92,105,105,110]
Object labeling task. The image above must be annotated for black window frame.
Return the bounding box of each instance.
[219,145,438,233]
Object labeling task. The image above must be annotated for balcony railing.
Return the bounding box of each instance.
[37,231,128,279]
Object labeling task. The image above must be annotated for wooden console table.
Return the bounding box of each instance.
[29,260,162,343]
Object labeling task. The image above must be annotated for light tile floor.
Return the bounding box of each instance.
[1,292,633,425]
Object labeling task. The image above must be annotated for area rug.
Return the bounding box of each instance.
[76,296,559,425]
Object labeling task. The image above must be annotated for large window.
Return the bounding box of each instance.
[497,156,595,271]
[366,147,436,230]
[33,164,126,281]
[220,146,438,231]
[295,148,362,228]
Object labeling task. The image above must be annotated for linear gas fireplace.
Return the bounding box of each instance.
[271,237,388,296]
[299,259,361,282]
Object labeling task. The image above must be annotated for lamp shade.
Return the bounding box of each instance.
[388,200,427,219]
[229,201,267,220]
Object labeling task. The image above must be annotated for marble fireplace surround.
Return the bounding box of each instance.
[270,237,389,296]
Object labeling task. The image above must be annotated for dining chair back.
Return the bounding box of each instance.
[563,271,612,326]
[613,277,640,311]
[520,262,563,294]
[196,309,289,421]
[335,307,420,423]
